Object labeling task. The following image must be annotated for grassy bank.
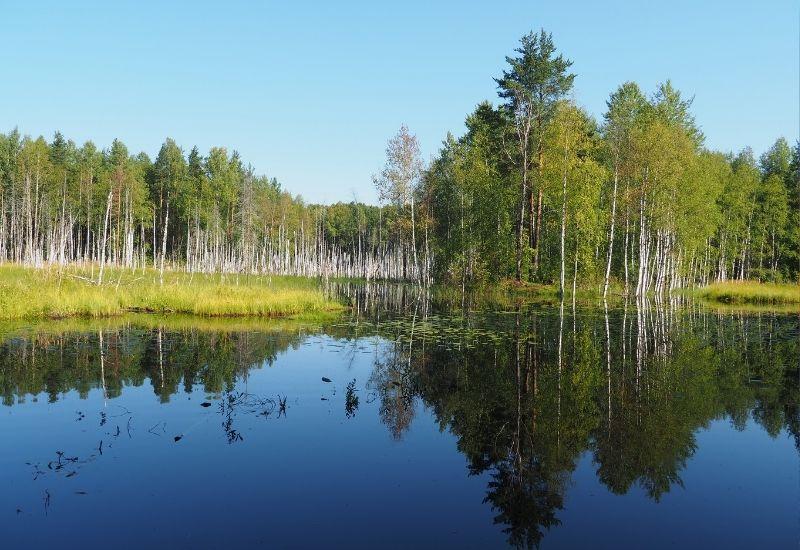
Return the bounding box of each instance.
[697,281,800,305]
[0,264,342,320]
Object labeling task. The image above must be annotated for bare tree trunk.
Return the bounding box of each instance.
[410,195,419,285]
[623,188,630,296]
[160,195,170,286]
[533,187,543,273]
[603,167,619,299]
[424,211,430,286]
[515,151,528,282]
[97,189,113,285]
[636,194,646,296]
[559,146,568,298]
[572,234,578,309]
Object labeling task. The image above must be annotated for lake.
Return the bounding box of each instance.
[1,287,798,548]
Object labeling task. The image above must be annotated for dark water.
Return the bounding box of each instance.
[1,292,799,548]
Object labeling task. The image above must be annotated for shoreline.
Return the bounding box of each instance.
[694,281,800,305]
[2,263,797,321]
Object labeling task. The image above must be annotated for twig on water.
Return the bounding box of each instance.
[148,421,166,435]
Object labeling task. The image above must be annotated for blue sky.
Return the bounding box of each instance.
[1,1,797,203]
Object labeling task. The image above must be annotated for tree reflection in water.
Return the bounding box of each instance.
[364,300,800,547]
[0,299,797,548]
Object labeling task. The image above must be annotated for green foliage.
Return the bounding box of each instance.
[495,29,575,124]
[0,29,796,292]
[420,30,799,291]
[0,129,403,274]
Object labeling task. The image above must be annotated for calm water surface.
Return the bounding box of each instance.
[1,290,799,548]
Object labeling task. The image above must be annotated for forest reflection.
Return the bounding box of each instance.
[391,303,800,547]
[0,301,798,548]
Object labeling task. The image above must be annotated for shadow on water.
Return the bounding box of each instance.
[1,283,799,548]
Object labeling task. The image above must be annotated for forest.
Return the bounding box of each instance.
[0,131,405,281]
[423,31,799,296]
[1,29,797,297]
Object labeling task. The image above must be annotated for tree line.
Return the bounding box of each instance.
[415,29,799,295]
[2,28,797,293]
[0,131,419,281]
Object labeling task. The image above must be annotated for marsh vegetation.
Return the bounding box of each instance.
[0,264,337,319]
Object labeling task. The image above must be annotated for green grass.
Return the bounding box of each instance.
[0,264,343,320]
[696,281,800,305]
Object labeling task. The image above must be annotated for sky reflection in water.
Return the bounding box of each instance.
[0,304,798,549]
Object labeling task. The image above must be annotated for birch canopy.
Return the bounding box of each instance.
[421,30,799,294]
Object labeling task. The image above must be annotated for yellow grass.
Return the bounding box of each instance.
[0,264,342,320]
[697,281,800,305]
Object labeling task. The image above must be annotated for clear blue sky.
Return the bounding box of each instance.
[1,0,796,204]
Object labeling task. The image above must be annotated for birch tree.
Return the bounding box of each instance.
[601,83,647,298]
[373,125,425,283]
[495,29,575,281]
